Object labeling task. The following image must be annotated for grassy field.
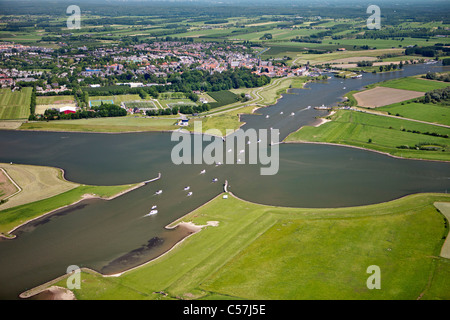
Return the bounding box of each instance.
[378,101,450,126]
[0,163,79,211]
[33,192,450,300]
[36,95,75,105]
[19,115,178,133]
[375,77,450,92]
[207,90,239,109]
[0,87,32,120]
[285,110,450,161]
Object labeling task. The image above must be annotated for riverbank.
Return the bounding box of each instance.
[21,192,450,300]
[0,170,161,239]
[284,108,450,162]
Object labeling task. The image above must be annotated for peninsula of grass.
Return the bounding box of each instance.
[34,192,450,300]
[284,110,450,161]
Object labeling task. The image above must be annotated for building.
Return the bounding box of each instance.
[59,106,77,114]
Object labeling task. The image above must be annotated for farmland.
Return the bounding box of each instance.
[353,87,425,108]
[0,88,32,119]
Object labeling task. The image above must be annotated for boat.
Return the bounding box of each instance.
[212,178,218,182]
[239,149,245,154]
[184,186,190,191]
[155,190,162,195]
[151,205,157,209]
[257,139,262,143]
[266,115,269,118]
[280,112,284,115]
[228,149,232,152]
[247,141,251,145]
[187,192,193,197]
[145,210,158,216]
[291,112,295,116]
[200,169,206,174]
[215,162,222,166]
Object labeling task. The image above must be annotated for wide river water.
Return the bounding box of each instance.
[0,63,450,299]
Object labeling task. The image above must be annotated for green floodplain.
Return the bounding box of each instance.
[30,192,450,300]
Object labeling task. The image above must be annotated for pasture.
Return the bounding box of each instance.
[0,88,32,120]
[32,192,450,300]
[378,101,450,126]
[285,109,450,161]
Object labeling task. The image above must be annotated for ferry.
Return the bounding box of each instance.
[187,192,193,197]
[184,186,190,191]
[155,190,162,195]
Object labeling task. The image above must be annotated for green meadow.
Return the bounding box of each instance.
[37,192,450,300]
[374,77,450,92]
[285,110,450,161]
[0,88,32,120]
[20,115,177,133]
[378,101,450,126]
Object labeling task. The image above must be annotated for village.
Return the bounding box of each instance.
[0,41,309,94]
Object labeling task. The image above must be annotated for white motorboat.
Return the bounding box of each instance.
[200,169,206,174]
[266,115,269,118]
[291,112,295,116]
[280,112,284,115]
[151,205,157,209]
[184,186,190,191]
[155,190,162,195]
[145,210,158,216]
[212,178,218,182]
[187,192,193,197]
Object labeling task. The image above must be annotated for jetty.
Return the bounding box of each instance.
[144,172,161,184]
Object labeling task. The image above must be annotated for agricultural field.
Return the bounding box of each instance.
[32,192,450,300]
[285,109,450,161]
[0,163,79,212]
[375,77,450,92]
[0,87,32,120]
[378,101,450,126]
[207,90,239,109]
[353,87,425,108]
